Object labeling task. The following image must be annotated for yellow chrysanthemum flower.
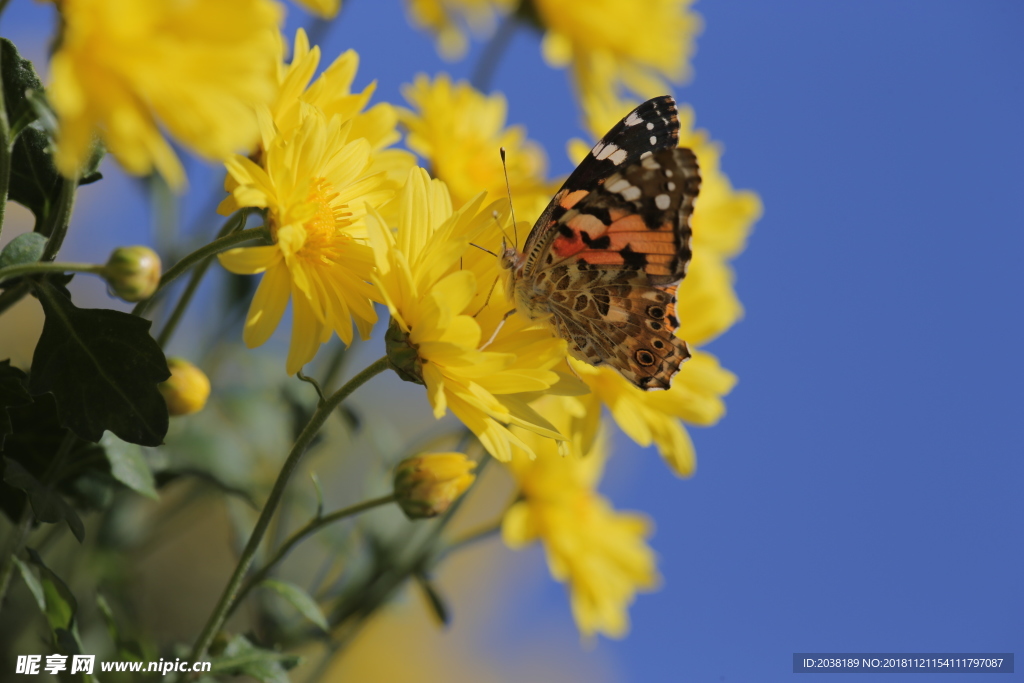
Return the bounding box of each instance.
[399,74,554,220]
[503,402,660,640]
[367,168,571,462]
[573,352,736,476]
[217,109,392,374]
[293,0,341,19]
[269,30,414,187]
[48,0,281,189]
[404,0,516,60]
[219,30,415,218]
[532,0,701,108]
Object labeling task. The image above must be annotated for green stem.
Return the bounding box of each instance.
[188,356,390,663]
[0,261,105,286]
[154,210,248,346]
[329,453,490,632]
[230,493,397,615]
[470,14,519,91]
[133,225,268,318]
[40,174,78,261]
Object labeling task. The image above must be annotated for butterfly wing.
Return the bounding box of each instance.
[528,147,701,389]
[520,96,681,263]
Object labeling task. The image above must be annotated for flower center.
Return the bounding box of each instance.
[295,177,354,263]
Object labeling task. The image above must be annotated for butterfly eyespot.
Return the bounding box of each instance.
[652,339,665,350]
[648,321,662,331]
[635,349,656,366]
[647,305,665,318]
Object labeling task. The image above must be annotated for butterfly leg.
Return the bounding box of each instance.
[479,308,517,350]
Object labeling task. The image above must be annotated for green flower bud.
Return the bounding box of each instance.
[394,453,476,519]
[103,246,161,301]
[159,358,210,416]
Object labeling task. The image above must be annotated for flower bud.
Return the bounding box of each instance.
[393,453,476,519]
[159,358,210,416]
[103,246,161,301]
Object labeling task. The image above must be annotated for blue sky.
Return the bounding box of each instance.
[1,2,1021,682]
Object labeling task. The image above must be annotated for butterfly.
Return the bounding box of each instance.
[500,95,701,390]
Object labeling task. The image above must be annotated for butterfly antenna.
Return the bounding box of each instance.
[468,242,498,257]
[500,147,518,248]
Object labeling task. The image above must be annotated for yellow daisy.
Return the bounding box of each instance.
[220,31,415,218]
[404,0,516,60]
[573,352,737,477]
[399,74,554,220]
[217,109,392,374]
[48,0,281,189]
[532,0,702,108]
[367,168,570,462]
[503,402,660,640]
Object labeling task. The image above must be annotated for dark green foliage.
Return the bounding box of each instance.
[30,281,170,446]
[1,38,102,232]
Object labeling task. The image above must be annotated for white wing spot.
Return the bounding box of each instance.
[655,194,671,210]
[641,156,661,170]
[667,181,677,191]
[621,185,642,202]
[640,151,653,160]
[665,169,674,177]
[606,177,631,194]
[595,143,620,161]
[591,142,605,157]
[646,122,655,130]
[624,111,644,127]
[608,147,629,165]
[649,135,657,145]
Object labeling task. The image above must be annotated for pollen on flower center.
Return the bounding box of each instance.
[293,177,356,263]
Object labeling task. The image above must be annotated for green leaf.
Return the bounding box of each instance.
[26,547,77,632]
[260,579,329,632]
[0,360,32,447]
[2,457,85,541]
[0,233,48,269]
[100,433,158,500]
[209,635,300,683]
[1,37,43,136]
[12,555,45,611]
[29,281,170,446]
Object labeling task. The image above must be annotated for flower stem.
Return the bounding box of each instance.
[40,174,78,261]
[132,225,268,318]
[470,14,519,91]
[229,493,397,615]
[188,355,390,663]
[154,210,249,347]
[0,261,106,286]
